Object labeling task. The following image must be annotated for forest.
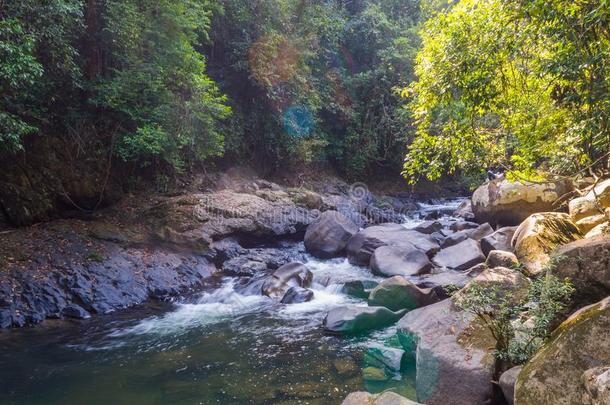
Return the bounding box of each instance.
[0,1,609,405]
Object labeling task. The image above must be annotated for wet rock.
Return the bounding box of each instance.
[481,226,517,255]
[552,236,610,307]
[342,280,378,300]
[582,366,610,405]
[363,346,405,375]
[304,210,359,258]
[432,238,485,270]
[486,250,519,269]
[342,391,422,405]
[333,357,360,377]
[323,306,407,335]
[515,296,610,405]
[347,224,440,266]
[368,276,438,311]
[61,304,91,319]
[472,177,573,226]
[280,287,314,304]
[414,220,443,234]
[222,246,305,277]
[370,246,431,278]
[499,366,521,405]
[262,262,313,299]
[512,212,582,276]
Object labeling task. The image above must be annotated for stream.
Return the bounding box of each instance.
[0,199,464,405]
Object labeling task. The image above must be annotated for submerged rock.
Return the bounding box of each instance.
[370,245,431,277]
[280,286,314,304]
[512,212,582,276]
[515,296,610,405]
[323,306,407,335]
[304,210,359,258]
[472,177,573,226]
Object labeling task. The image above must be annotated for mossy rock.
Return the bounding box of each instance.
[515,296,610,405]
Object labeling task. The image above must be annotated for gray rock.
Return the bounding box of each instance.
[553,236,610,308]
[347,223,440,266]
[450,221,479,232]
[432,238,485,270]
[466,222,495,241]
[370,245,432,278]
[440,232,468,248]
[280,287,314,304]
[414,220,443,234]
[481,226,517,255]
[499,366,522,405]
[323,306,407,335]
[368,276,439,311]
[304,210,359,258]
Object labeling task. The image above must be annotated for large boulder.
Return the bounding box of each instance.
[431,238,485,271]
[262,262,313,298]
[368,276,439,311]
[472,177,573,226]
[552,236,610,307]
[512,212,582,276]
[342,391,423,405]
[515,296,610,405]
[347,224,440,266]
[481,226,517,256]
[323,306,407,335]
[304,210,359,258]
[370,245,431,277]
[398,267,528,405]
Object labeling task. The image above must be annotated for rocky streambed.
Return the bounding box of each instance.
[2,173,610,405]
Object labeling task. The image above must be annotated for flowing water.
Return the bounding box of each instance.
[0,199,464,405]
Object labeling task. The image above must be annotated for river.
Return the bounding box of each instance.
[0,199,464,405]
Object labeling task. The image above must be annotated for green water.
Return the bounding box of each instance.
[0,257,416,405]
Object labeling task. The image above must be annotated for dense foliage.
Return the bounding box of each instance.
[403,0,610,183]
[207,0,423,177]
[1,0,428,179]
[0,0,229,170]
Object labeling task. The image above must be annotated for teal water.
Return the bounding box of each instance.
[0,257,416,405]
